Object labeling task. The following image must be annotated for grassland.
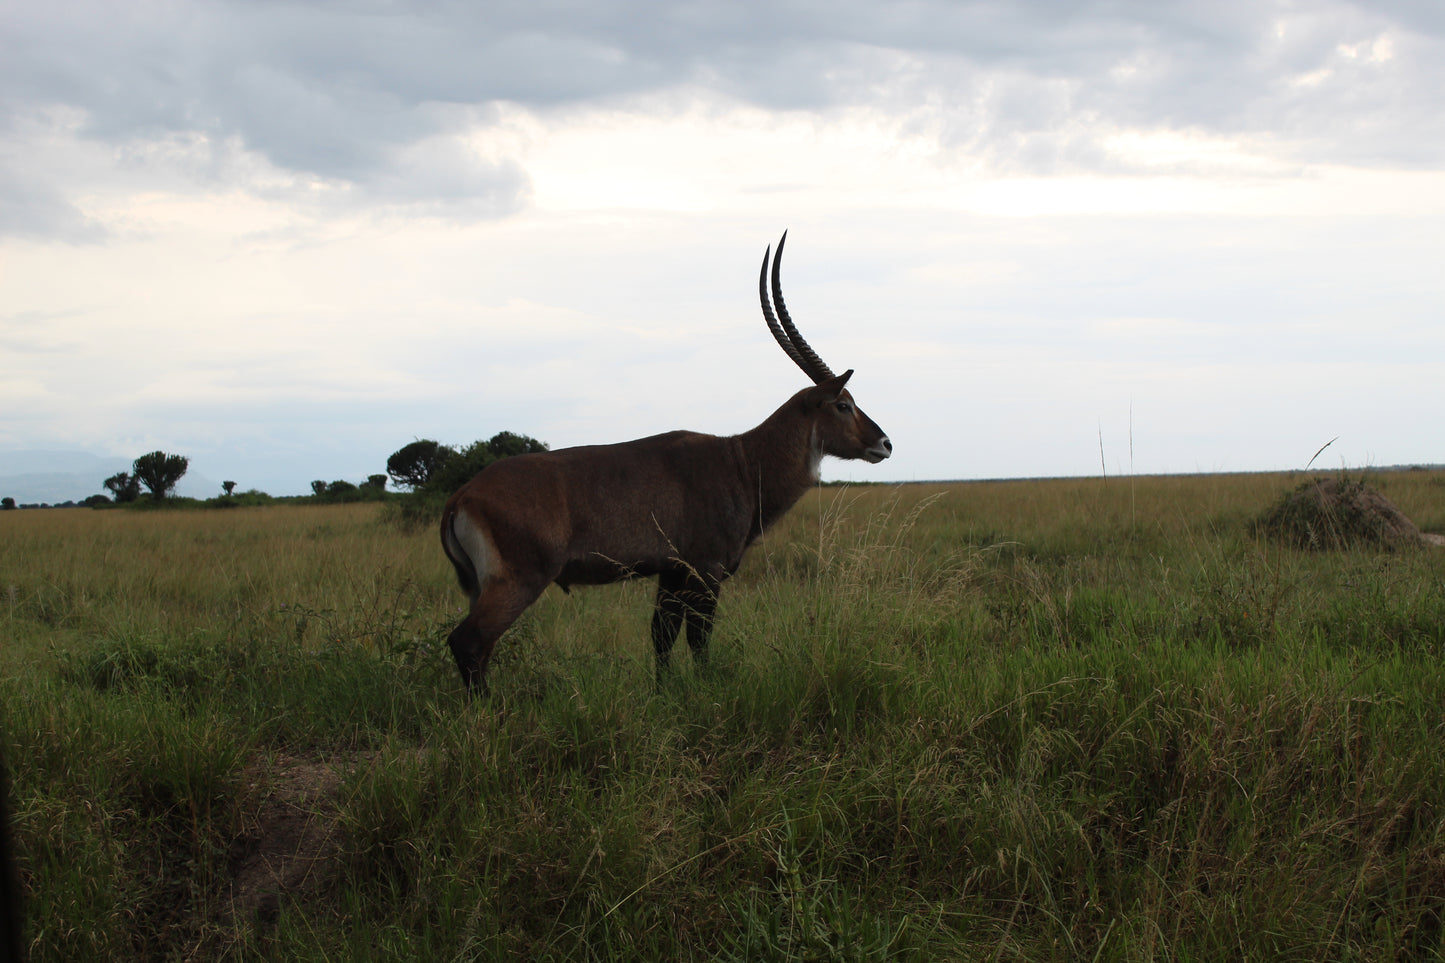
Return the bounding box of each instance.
[3,469,1445,960]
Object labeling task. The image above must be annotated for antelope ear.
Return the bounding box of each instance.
[817,369,854,399]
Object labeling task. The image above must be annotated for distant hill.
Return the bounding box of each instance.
[0,451,130,504]
[0,450,217,504]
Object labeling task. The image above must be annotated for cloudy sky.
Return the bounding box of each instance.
[2,0,1442,496]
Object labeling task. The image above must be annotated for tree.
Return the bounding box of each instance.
[486,430,549,460]
[311,480,328,496]
[440,433,546,498]
[222,481,236,496]
[104,472,141,504]
[385,433,548,523]
[132,452,189,502]
[327,480,357,495]
[365,474,387,490]
[0,497,14,511]
[423,439,497,500]
[387,440,455,491]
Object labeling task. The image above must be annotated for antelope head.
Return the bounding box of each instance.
[760,232,893,465]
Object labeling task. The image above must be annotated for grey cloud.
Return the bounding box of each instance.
[0,166,106,242]
[4,0,1443,236]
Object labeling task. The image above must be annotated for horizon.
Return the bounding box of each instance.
[3,446,1441,508]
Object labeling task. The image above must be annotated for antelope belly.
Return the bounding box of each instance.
[554,555,661,589]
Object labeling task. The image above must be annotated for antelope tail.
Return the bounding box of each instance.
[442,507,481,597]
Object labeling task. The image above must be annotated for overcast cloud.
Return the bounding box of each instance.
[1,0,1442,496]
[9,0,1444,219]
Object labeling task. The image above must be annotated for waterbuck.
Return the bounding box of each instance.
[440,233,892,695]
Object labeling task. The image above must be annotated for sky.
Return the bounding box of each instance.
[2,0,1442,498]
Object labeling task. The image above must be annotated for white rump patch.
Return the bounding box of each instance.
[447,511,497,597]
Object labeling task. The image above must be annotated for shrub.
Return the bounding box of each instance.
[1256,475,1424,549]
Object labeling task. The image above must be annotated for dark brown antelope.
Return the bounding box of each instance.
[439,233,891,695]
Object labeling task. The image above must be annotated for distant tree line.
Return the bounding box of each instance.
[308,474,390,504]
[1,432,547,513]
[386,431,548,496]
[101,450,189,504]
[384,431,549,526]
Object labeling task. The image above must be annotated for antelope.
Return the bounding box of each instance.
[440,233,892,695]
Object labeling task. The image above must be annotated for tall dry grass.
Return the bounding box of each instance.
[2,471,1444,960]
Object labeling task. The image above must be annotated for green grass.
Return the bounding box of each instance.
[3,473,1445,960]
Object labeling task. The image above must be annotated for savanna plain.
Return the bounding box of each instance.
[4,470,1445,961]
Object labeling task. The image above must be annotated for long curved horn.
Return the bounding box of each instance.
[759,231,836,384]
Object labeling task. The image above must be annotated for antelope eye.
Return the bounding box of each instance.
[835,400,853,414]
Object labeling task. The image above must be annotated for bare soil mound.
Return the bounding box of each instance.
[221,754,348,929]
[1256,476,1427,550]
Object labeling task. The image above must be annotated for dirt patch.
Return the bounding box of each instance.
[221,754,350,929]
[1256,476,1432,550]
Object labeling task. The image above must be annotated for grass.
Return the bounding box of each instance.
[2,472,1445,960]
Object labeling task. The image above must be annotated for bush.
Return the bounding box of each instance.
[383,431,548,529]
[387,440,454,491]
[1256,475,1424,550]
